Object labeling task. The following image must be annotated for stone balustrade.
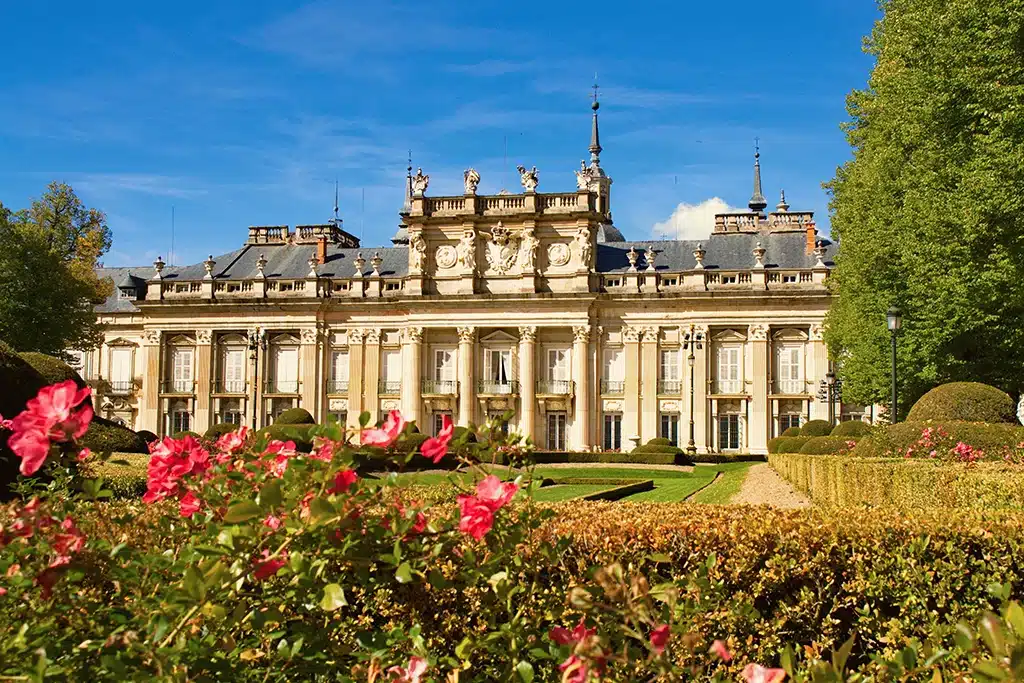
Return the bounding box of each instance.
[412,191,594,218]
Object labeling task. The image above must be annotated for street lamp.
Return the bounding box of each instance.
[817,370,843,425]
[682,327,704,456]
[247,327,267,431]
[886,307,902,423]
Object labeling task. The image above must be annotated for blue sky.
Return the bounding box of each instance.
[0,1,879,267]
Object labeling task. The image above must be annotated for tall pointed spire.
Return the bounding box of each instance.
[330,179,341,226]
[589,80,602,167]
[748,139,767,213]
[402,150,413,214]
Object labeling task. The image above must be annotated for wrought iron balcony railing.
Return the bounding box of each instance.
[327,379,349,394]
[212,379,247,394]
[713,380,743,395]
[536,380,574,395]
[477,380,519,395]
[421,379,458,395]
[600,380,625,395]
[657,379,682,395]
[773,379,805,395]
[108,380,135,395]
[378,380,402,395]
[160,379,195,395]
[263,380,300,394]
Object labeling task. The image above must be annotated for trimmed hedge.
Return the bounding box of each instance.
[80,417,149,454]
[781,426,801,437]
[580,479,655,501]
[852,420,1024,460]
[908,382,1016,423]
[799,436,858,455]
[830,420,871,437]
[645,438,673,447]
[691,453,766,464]
[800,419,833,437]
[170,431,202,441]
[770,452,1024,509]
[772,436,812,454]
[274,408,315,425]
[531,451,679,465]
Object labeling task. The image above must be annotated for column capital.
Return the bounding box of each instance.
[365,328,382,345]
[641,326,659,343]
[457,326,476,344]
[622,326,641,343]
[747,323,769,342]
[300,328,319,345]
[809,324,825,341]
[348,328,367,344]
[143,329,162,346]
[518,325,537,342]
[195,329,212,345]
[572,325,591,344]
[403,326,424,344]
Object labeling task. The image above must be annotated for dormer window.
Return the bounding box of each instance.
[118,287,135,300]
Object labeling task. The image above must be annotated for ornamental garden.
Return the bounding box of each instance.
[2,340,1024,682]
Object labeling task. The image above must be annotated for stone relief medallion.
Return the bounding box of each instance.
[329,398,348,411]
[547,243,570,267]
[604,400,623,412]
[382,399,400,412]
[491,399,508,410]
[660,401,680,413]
[435,245,458,269]
[548,400,566,411]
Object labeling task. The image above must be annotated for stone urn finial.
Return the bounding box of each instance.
[693,243,706,269]
[256,253,267,277]
[626,246,639,272]
[354,252,366,277]
[645,245,658,272]
[370,252,383,277]
[153,255,165,279]
[308,250,319,278]
[752,241,766,269]
[203,254,216,279]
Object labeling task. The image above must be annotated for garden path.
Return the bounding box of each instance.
[730,463,811,508]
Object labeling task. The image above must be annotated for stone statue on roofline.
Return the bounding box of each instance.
[463,168,480,195]
[411,168,429,196]
[575,160,595,191]
[516,165,539,192]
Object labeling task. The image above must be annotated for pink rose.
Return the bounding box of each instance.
[650,624,670,654]
[253,549,287,581]
[550,617,596,646]
[457,494,494,541]
[420,414,454,463]
[51,517,86,556]
[215,426,249,455]
[76,447,92,461]
[388,655,427,683]
[329,469,358,495]
[558,655,589,683]
[742,664,786,683]
[474,475,518,511]
[711,639,732,662]
[178,491,202,518]
[8,381,93,476]
[263,514,282,531]
[361,410,406,447]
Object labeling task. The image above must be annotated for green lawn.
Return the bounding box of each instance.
[532,484,623,502]
[687,462,756,504]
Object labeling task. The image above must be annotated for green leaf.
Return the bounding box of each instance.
[320,583,347,611]
[1006,601,1024,637]
[259,479,283,509]
[515,661,534,683]
[395,562,413,584]
[832,635,855,674]
[308,497,335,524]
[183,566,205,601]
[223,500,262,523]
[646,552,672,564]
[979,613,1006,656]
[455,637,474,660]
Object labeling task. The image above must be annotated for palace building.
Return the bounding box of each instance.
[80,101,859,454]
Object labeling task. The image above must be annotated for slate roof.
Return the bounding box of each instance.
[95,267,157,313]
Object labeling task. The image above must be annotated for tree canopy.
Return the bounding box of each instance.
[825,0,1024,413]
[0,182,113,356]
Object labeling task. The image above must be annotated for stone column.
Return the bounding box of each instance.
[518,326,537,444]
[347,330,366,430]
[194,330,213,432]
[402,327,423,427]
[141,330,162,434]
[693,325,710,451]
[640,327,659,443]
[748,324,770,455]
[457,326,476,427]
[572,325,592,450]
[622,326,641,448]
[364,329,382,425]
[808,323,828,420]
[300,328,319,419]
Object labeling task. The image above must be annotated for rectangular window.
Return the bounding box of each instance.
[775,345,802,394]
[779,414,801,433]
[547,349,569,382]
[433,411,453,436]
[660,348,679,381]
[546,412,567,451]
[601,347,624,394]
[660,413,680,446]
[603,413,622,451]
[484,349,513,390]
[221,347,246,393]
[434,349,456,382]
[662,277,678,287]
[330,350,349,393]
[605,277,621,287]
[718,415,741,450]
[380,349,401,394]
[271,346,298,393]
[782,274,798,284]
[721,275,738,285]
[110,347,133,393]
[328,411,348,427]
[170,347,194,392]
[171,407,191,434]
[716,346,741,394]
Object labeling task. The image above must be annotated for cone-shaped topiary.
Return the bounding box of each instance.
[907,382,1016,424]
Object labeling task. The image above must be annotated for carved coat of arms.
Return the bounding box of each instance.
[485,222,520,275]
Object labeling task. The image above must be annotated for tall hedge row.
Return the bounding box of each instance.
[769,453,1024,510]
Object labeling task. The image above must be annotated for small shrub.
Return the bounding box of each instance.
[80,418,149,454]
[907,382,1016,423]
[801,420,833,437]
[257,425,313,453]
[853,421,1024,461]
[171,430,202,440]
[781,426,802,437]
[273,408,315,425]
[646,438,673,447]
[831,420,872,437]
[767,437,786,454]
[799,436,858,455]
[774,436,812,453]
[0,340,47,496]
[204,423,240,440]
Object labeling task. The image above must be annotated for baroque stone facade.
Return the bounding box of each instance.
[79,104,865,454]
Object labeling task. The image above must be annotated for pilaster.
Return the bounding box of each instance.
[693,324,709,452]
[640,327,659,442]
[572,325,591,450]
[748,324,769,455]
[402,327,423,427]
[457,326,476,427]
[622,326,641,449]
[141,330,162,433]
[518,326,536,444]
[347,330,366,429]
[808,324,829,421]
[300,328,319,418]
[364,329,382,425]
[194,329,213,432]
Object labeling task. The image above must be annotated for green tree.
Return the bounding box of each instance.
[0,183,113,355]
[825,0,1024,413]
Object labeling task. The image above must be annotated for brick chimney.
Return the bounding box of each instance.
[805,221,817,255]
[316,236,328,265]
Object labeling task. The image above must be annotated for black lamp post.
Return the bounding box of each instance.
[247,327,267,431]
[886,307,902,423]
[817,371,843,425]
[682,327,704,455]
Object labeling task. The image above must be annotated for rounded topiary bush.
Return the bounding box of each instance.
[781,426,801,437]
[774,436,812,453]
[17,352,87,390]
[801,420,833,437]
[171,430,202,440]
[767,437,786,454]
[646,438,673,447]
[274,408,315,425]
[80,418,150,454]
[0,341,47,497]
[136,430,159,445]
[852,420,1024,460]
[907,382,1016,424]
[204,423,240,440]
[831,420,872,437]
[257,425,313,453]
[799,436,857,455]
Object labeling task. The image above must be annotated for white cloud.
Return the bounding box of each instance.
[652,197,741,241]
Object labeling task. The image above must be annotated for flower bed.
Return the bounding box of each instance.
[769,452,1024,509]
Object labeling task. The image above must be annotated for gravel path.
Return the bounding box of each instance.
[730,463,811,508]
